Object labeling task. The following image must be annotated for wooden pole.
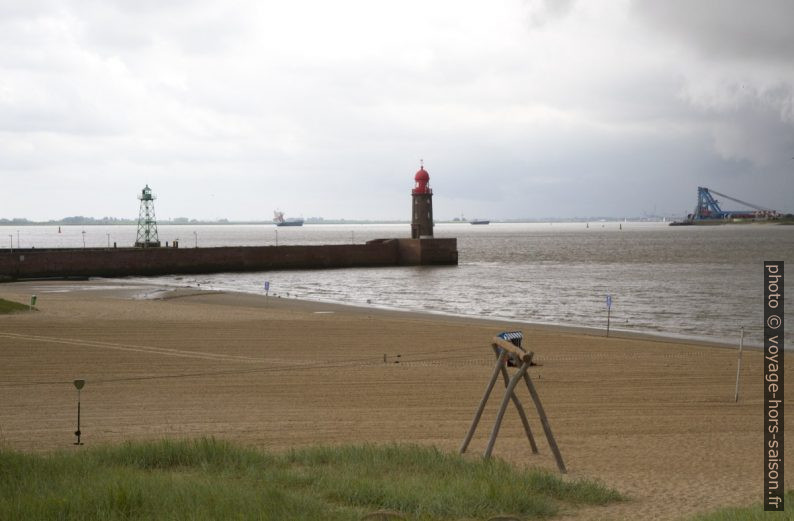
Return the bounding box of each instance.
[74,389,83,445]
[492,338,533,363]
[606,306,611,337]
[734,327,744,403]
[492,346,538,454]
[484,360,529,459]
[460,352,505,454]
[522,371,566,473]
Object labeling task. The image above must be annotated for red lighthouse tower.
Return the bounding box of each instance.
[411,161,434,239]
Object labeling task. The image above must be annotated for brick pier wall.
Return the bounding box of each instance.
[0,238,457,280]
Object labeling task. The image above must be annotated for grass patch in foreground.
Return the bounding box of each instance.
[0,297,30,314]
[0,438,622,520]
[688,490,794,521]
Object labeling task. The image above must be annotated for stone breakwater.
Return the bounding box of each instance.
[0,238,458,280]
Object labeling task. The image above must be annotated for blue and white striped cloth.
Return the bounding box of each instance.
[497,330,527,366]
[497,331,524,348]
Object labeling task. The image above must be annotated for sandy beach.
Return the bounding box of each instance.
[0,280,791,520]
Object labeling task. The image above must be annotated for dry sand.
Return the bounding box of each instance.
[0,280,791,520]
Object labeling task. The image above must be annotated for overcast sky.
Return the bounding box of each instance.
[1,0,792,220]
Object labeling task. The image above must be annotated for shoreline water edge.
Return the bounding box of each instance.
[19,277,768,351]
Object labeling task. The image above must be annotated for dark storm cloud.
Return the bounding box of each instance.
[629,0,793,210]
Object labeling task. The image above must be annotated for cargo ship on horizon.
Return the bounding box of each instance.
[273,210,304,227]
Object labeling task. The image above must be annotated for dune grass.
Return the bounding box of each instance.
[688,490,794,521]
[0,297,30,314]
[0,438,622,520]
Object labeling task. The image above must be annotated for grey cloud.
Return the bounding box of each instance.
[631,0,794,62]
[707,97,794,166]
[630,0,794,176]
[1,1,792,220]
[525,0,577,28]
[0,0,62,19]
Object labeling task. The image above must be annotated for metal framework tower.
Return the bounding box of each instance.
[135,185,161,248]
[693,187,725,220]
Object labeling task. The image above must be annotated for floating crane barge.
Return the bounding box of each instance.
[670,187,779,225]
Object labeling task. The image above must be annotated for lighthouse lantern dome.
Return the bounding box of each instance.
[412,163,431,195]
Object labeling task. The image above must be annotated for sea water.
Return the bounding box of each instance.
[3,222,791,348]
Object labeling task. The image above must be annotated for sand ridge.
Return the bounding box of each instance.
[0,281,791,520]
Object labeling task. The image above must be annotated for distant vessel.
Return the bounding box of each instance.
[470,219,490,225]
[670,186,780,226]
[273,210,304,227]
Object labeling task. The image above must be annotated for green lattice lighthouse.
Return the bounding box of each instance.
[411,161,434,239]
[135,185,161,248]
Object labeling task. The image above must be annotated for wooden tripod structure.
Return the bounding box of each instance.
[460,336,566,473]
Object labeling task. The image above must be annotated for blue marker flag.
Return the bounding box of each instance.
[264,281,270,292]
[606,294,612,309]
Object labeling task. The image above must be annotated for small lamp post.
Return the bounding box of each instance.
[73,379,85,445]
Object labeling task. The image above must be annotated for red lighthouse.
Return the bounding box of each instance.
[411,161,434,239]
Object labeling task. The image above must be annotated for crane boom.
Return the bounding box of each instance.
[708,189,771,211]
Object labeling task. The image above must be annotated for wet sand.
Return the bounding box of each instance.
[0,280,791,520]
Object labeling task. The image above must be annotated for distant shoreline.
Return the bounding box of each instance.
[3,218,791,227]
[1,218,686,226]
